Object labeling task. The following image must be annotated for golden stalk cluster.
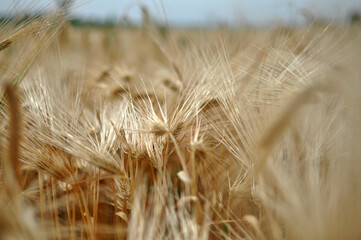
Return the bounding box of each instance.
[0,4,361,240]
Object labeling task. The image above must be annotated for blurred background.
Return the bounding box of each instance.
[1,0,361,27]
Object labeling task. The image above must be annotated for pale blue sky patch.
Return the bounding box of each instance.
[0,0,360,27]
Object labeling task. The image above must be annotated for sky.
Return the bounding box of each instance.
[1,0,361,27]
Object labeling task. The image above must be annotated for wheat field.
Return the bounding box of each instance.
[0,6,361,240]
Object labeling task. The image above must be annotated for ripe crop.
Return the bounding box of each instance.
[0,4,360,240]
